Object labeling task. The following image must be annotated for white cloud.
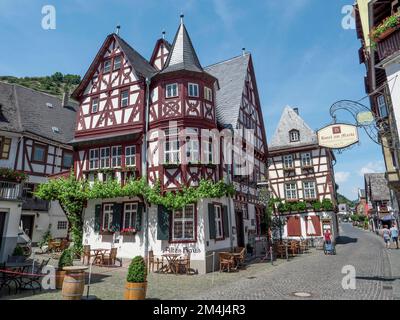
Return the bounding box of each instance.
[358,161,385,176]
[212,0,240,30]
[335,171,350,183]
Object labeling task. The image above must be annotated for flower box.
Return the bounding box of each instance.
[100,230,114,236]
[163,163,180,169]
[121,228,137,235]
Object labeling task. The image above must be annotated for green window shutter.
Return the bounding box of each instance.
[112,203,123,232]
[94,204,102,233]
[208,203,216,239]
[135,203,143,231]
[222,205,229,237]
[157,205,170,240]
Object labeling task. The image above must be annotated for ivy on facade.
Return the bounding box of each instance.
[35,173,235,255]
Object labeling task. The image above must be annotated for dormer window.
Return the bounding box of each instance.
[52,127,60,133]
[289,130,300,142]
[46,103,53,108]
[188,83,199,97]
[166,83,178,98]
[103,59,112,73]
[114,56,122,70]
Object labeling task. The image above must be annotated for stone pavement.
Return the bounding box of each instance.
[2,222,398,300]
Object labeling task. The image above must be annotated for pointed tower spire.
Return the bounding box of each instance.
[160,15,203,74]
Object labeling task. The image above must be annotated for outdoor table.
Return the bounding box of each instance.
[161,254,181,274]
[91,249,110,265]
[4,260,35,292]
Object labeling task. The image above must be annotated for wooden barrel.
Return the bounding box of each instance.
[124,282,147,300]
[62,271,85,300]
[56,270,66,289]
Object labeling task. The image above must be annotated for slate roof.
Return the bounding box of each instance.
[364,173,391,202]
[160,21,203,74]
[205,54,250,128]
[269,106,318,151]
[115,35,157,78]
[0,81,77,144]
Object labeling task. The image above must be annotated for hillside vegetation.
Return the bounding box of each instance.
[0,72,81,97]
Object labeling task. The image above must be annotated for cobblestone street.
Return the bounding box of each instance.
[3,223,399,300]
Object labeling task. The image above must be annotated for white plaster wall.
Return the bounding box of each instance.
[385,62,400,139]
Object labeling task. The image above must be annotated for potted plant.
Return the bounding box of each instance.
[56,248,73,289]
[11,245,26,262]
[124,256,147,300]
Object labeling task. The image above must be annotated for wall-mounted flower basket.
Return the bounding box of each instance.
[371,12,400,42]
[205,163,217,169]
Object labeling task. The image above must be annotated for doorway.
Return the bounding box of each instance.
[0,212,6,251]
[235,210,245,248]
[20,215,34,240]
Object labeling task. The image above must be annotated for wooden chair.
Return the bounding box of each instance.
[102,248,122,267]
[234,247,246,269]
[148,250,164,273]
[176,252,191,274]
[82,245,96,265]
[59,239,69,251]
[288,241,298,257]
[219,252,235,272]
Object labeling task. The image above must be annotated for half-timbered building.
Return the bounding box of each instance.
[0,82,75,261]
[268,107,339,240]
[71,17,268,273]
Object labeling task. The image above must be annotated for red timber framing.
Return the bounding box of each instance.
[150,38,171,71]
[268,145,336,204]
[13,136,73,177]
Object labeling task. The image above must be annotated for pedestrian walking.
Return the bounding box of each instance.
[382,225,391,249]
[390,223,399,249]
[324,229,332,245]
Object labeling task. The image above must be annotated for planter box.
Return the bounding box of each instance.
[100,230,114,236]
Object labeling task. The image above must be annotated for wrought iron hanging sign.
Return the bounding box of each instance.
[317,123,359,149]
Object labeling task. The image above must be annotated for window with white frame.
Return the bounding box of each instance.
[377,95,388,118]
[103,59,111,73]
[289,130,300,142]
[172,205,195,241]
[123,203,138,229]
[164,129,180,163]
[215,205,223,239]
[285,183,297,200]
[185,130,199,162]
[112,146,122,167]
[166,83,178,98]
[102,203,114,231]
[203,139,213,163]
[204,87,213,101]
[89,149,99,170]
[188,83,199,97]
[114,56,122,70]
[303,181,316,199]
[283,155,294,169]
[121,90,129,107]
[100,147,110,168]
[91,98,99,113]
[301,152,312,167]
[125,146,136,167]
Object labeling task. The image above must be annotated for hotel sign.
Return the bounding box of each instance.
[317,124,359,149]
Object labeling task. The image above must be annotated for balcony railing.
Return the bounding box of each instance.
[377,27,400,61]
[0,181,22,200]
[22,198,49,211]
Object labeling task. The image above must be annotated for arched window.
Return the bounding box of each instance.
[289,130,300,142]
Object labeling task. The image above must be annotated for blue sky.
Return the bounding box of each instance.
[0,0,385,200]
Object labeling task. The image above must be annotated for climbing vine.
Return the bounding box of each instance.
[35,173,235,255]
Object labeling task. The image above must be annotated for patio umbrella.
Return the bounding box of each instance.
[307,217,316,235]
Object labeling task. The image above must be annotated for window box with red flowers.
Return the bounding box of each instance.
[121,227,137,235]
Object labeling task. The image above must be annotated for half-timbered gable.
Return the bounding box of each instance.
[150,37,171,71]
[268,106,338,239]
[0,82,76,261]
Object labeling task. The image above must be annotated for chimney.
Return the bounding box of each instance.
[62,88,69,107]
[115,25,121,36]
[242,48,246,56]
[293,107,299,115]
